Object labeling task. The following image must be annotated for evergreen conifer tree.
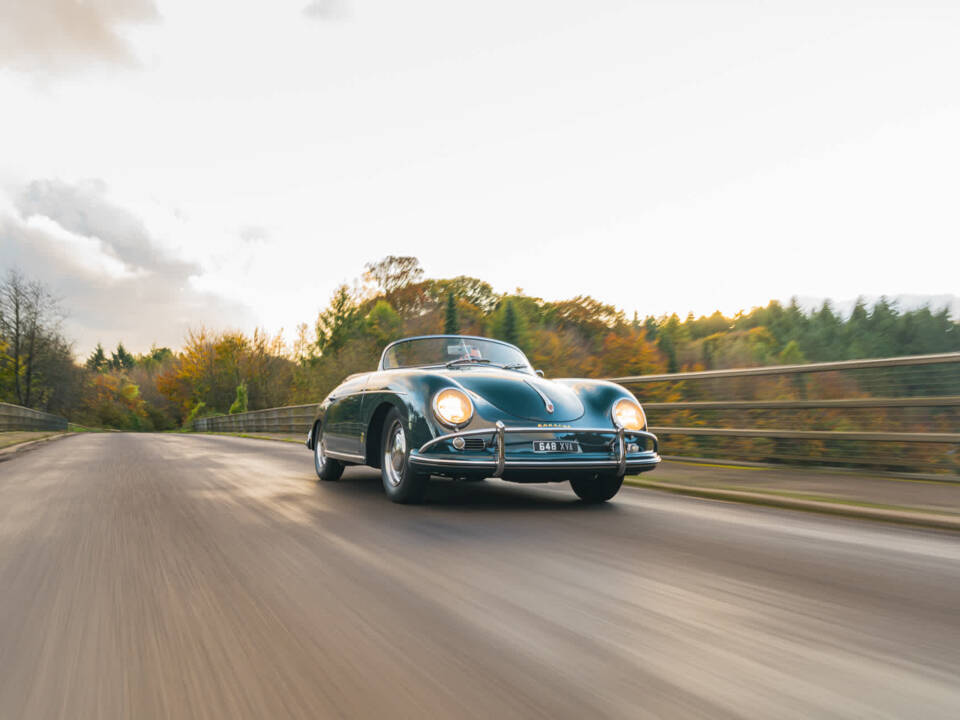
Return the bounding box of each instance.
[444,291,460,334]
[86,343,108,372]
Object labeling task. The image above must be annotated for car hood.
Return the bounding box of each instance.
[447,369,585,422]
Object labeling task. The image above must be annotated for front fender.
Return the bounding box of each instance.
[361,373,459,449]
[554,379,648,429]
[306,395,334,449]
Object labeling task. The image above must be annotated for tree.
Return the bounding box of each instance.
[656,314,688,373]
[137,345,174,372]
[110,342,136,370]
[431,276,499,313]
[363,256,424,295]
[501,300,520,346]
[643,315,658,341]
[315,285,363,355]
[594,329,665,378]
[486,295,537,350]
[367,300,403,344]
[543,296,623,341]
[77,373,151,430]
[86,343,108,372]
[444,291,460,334]
[0,269,66,408]
[778,340,806,364]
[155,328,293,417]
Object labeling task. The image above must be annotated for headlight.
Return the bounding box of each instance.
[612,398,645,430]
[433,388,474,427]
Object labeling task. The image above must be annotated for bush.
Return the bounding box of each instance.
[229,382,249,414]
[184,401,208,428]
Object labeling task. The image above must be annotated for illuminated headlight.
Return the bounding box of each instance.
[612,398,645,430]
[433,388,474,427]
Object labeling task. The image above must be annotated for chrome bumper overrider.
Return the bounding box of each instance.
[410,423,660,477]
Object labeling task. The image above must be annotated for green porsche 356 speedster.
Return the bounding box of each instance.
[305,335,660,503]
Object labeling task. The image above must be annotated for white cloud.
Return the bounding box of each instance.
[0,0,158,73]
[19,214,142,280]
[0,179,257,355]
[302,0,348,20]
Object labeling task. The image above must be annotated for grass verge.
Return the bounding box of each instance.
[625,478,960,531]
[191,431,304,444]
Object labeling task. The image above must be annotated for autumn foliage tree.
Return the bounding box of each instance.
[4,261,959,439]
[156,328,292,421]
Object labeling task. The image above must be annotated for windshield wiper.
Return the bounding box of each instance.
[502,363,530,372]
[445,358,495,368]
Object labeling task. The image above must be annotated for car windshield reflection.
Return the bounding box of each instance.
[382,336,532,372]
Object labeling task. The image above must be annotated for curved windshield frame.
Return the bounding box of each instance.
[380,336,533,372]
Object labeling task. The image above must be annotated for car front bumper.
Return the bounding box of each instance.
[408,423,660,477]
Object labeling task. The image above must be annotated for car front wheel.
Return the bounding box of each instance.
[314,424,344,482]
[570,473,623,503]
[380,409,428,504]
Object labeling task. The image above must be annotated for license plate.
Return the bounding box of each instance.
[532,440,580,453]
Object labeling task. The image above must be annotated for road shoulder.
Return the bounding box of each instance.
[0,431,75,461]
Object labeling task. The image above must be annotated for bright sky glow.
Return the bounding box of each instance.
[1,0,958,354]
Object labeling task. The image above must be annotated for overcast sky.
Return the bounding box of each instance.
[1,0,958,355]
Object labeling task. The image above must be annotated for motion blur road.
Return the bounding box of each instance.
[1,434,958,719]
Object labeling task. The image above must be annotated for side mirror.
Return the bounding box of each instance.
[535,369,545,377]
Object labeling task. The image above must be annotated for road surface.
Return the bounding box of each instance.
[1,433,958,719]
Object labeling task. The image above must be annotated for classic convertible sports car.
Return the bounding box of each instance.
[305,335,660,503]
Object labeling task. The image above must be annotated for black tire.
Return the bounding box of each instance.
[313,423,344,482]
[570,473,623,503]
[379,409,428,504]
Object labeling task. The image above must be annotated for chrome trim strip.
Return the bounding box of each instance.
[525,380,554,413]
[324,450,366,462]
[332,389,408,399]
[409,454,661,470]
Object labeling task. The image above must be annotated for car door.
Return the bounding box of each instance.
[323,374,369,458]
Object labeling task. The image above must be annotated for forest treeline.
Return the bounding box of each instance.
[1,258,958,430]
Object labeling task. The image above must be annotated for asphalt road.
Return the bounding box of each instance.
[1,434,958,719]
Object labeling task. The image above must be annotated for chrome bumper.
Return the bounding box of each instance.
[410,423,660,477]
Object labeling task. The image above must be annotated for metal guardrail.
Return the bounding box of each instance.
[644,396,960,410]
[0,402,69,432]
[648,427,960,443]
[612,352,960,383]
[193,405,315,434]
[618,352,960,475]
[193,352,960,475]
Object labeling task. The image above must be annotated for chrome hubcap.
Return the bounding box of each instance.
[384,422,406,487]
[315,434,325,470]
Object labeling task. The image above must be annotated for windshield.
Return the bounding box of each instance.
[382,337,532,372]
